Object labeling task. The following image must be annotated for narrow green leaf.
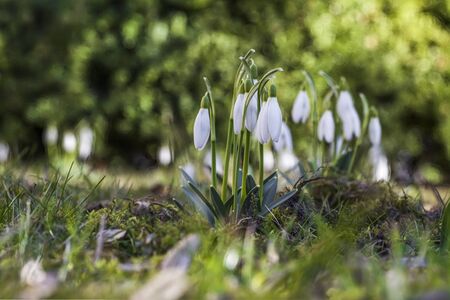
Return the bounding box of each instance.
[263,171,277,184]
[262,176,278,208]
[187,182,218,218]
[210,186,226,218]
[259,189,298,216]
[246,174,256,193]
[182,187,215,226]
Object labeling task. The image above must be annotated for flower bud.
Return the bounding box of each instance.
[193,107,210,150]
[292,91,310,124]
[318,110,335,143]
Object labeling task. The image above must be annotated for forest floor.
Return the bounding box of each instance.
[0,162,449,299]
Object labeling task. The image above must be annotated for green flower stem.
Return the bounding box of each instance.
[203,77,217,189]
[347,93,370,174]
[221,120,234,199]
[241,129,251,200]
[302,71,318,167]
[222,49,255,201]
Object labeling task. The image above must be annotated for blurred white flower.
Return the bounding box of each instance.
[245,93,258,132]
[224,248,240,271]
[233,93,245,134]
[292,91,310,124]
[158,145,172,166]
[369,117,382,145]
[20,260,47,286]
[62,132,77,153]
[193,108,210,150]
[264,149,275,172]
[318,110,335,143]
[277,150,299,172]
[337,91,354,119]
[273,122,293,153]
[0,142,10,162]
[369,146,390,181]
[44,126,58,145]
[342,108,361,141]
[203,150,223,176]
[255,97,283,144]
[78,126,94,160]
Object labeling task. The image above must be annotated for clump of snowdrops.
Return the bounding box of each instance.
[181,49,388,226]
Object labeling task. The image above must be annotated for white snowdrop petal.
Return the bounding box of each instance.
[337,91,354,121]
[277,150,299,172]
[193,108,210,150]
[267,97,283,142]
[318,110,335,143]
[245,93,258,132]
[292,91,310,124]
[256,102,270,144]
[369,117,382,145]
[233,94,245,134]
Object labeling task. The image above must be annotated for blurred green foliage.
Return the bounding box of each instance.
[0,0,449,173]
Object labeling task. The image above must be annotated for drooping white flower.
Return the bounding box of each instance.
[203,150,223,176]
[369,146,390,181]
[158,145,172,166]
[318,110,335,143]
[193,108,210,150]
[62,132,77,153]
[263,149,275,172]
[292,91,310,124]
[369,117,382,145]
[78,126,94,160]
[255,101,270,144]
[273,122,293,153]
[44,126,58,145]
[342,108,361,141]
[245,92,258,132]
[337,91,354,120]
[0,142,10,162]
[233,93,245,134]
[267,97,283,142]
[277,150,299,172]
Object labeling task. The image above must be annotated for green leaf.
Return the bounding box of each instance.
[179,167,198,187]
[246,174,256,193]
[263,171,277,184]
[335,151,353,172]
[182,187,215,226]
[441,201,450,252]
[297,161,308,178]
[259,189,298,216]
[210,186,226,218]
[187,182,218,218]
[262,176,278,208]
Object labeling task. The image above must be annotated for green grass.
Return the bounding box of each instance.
[0,163,449,299]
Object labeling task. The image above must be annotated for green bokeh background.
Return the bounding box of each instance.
[0,0,449,176]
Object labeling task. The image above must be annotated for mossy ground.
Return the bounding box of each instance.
[0,163,449,299]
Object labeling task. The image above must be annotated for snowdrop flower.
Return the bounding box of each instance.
[44,126,58,145]
[193,95,210,150]
[277,150,299,172]
[233,93,245,134]
[337,91,354,120]
[78,126,94,160]
[292,91,310,123]
[255,85,283,144]
[369,146,390,181]
[264,149,275,172]
[158,145,172,166]
[203,150,223,175]
[245,92,258,132]
[369,117,382,145]
[342,108,361,141]
[273,122,293,153]
[318,110,335,143]
[62,132,77,153]
[0,142,10,162]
